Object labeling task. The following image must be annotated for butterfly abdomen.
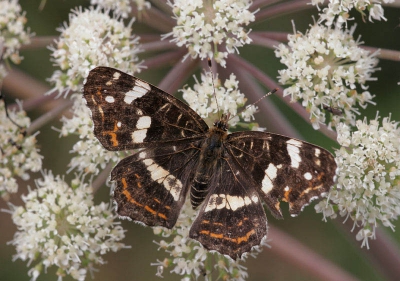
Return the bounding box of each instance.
[190,126,227,208]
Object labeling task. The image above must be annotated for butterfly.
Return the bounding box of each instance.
[83,66,337,260]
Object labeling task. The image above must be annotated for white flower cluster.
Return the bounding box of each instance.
[10,171,127,281]
[90,0,151,18]
[310,0,395,26]
[48,7,142,95]
[60,94,122,175]
[0,0,32,79]
[152,201,260,281]
[164,0,256,67]
[275,23,379,130]
[182,71,257,128]
[0,99,42,200]
[315,115,400,248]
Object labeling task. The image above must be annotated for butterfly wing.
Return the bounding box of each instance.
[83,67,209,150]
[226,131,337,219]
[189,156,267,260]
[112,141,202,228]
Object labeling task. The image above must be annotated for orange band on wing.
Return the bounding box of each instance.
[199,229,256,244]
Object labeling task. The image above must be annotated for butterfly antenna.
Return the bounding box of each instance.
[207,58,220,119]
[227,88,278,122]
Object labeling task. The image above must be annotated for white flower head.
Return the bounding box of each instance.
[275,22,379,130]
[164,0,256,67]
[311,0,395,26]
[0,99,42,200]
[59,94,122,175]
[9,171,128,281]
[315,115,400,248]
[0,0,32,63]
[48,7,143,96]
[181,71,257,128]
[151,200,267,280]
[90,0,151,18]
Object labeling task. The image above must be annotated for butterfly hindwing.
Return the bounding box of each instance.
[83,67,208,150]
[112,141,202,228]
[226,131,337,219]
[189,157,267,260]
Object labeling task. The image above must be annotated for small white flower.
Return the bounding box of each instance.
[275,22,379,130]
[90,0,151,18]
[315,115,400,248]
[181,71,257,128]
[164,0,256,67]
[48,7,143,96]
[0,99,42,199]
[9,171,128,281]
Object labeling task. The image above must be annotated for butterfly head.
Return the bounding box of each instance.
[213,114,229,131]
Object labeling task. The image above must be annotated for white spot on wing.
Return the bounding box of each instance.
[131,129,147,143]
[265,163,277,179]
[135,79,151,91]
[226,195,245,211]
[113,72,121,80]
[136,116,151,129]
[105,95,115,103]
[124,81,150,104]
[262,163,277,194]
[117,121,122,127]
[205,194,255,212]
[205,194,226,212]
[142,158,182,201]
[314,148,321,157]
[304,172,312,180]
[286,139,302,168]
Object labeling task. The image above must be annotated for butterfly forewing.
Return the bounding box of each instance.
[226,131,337,218]
[83,67,208,150]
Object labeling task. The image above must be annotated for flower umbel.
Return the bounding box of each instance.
[48,7,143,96]
[9,171,127,281]
[311,0,395,26]
[0,99,42,200]
[275,22,379,130]
[315,115,400,248]
[181,71,257,128]
[164,0,256,67]
[0,0,32,63]
[0,0,33,79]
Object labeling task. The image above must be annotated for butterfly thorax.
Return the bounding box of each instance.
[190,115,229,209]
